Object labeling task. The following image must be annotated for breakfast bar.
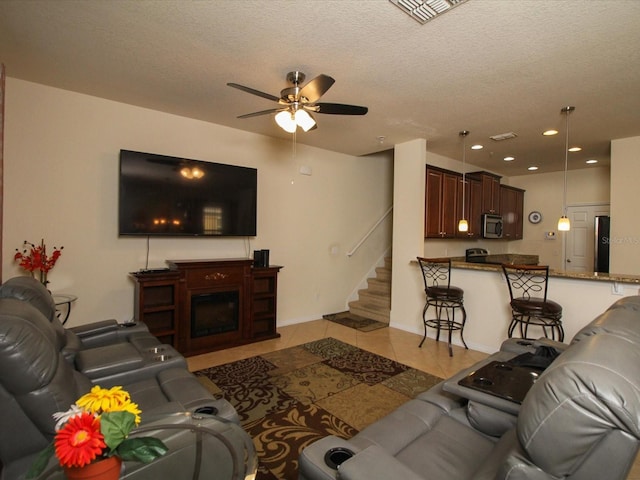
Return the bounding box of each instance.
[413,256,640,353]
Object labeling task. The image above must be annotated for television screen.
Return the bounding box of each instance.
[119,150,257,237]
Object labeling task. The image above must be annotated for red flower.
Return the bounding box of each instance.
[14,239,63,285]
[54,412,106,468]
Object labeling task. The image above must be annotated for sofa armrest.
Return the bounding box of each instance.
[338,445,424,480]
[443,351,521,416]
[69,319,119,338]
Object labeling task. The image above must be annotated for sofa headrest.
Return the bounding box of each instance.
[0,298,59,394]
[571,295,640,344]
[517,331,640,477]
[0,276,57,321]
[0,276,68,349]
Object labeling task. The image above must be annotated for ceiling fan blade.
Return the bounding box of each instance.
[315,103,368,115]
[237,108,282,119]
[299,74,335,103]
[227,83,280,102]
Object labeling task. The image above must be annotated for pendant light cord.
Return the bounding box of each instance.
[562,110,570,216]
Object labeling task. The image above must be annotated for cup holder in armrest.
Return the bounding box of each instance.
[324,447,355,470]
[194,406,219,416]
[153,354,173,362]
[473,377,494,387]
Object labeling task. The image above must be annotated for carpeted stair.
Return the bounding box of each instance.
[348,256,391,324]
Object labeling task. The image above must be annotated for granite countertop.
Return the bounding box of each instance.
[450,260,640,284]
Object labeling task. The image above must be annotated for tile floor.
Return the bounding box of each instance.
[186,319,639,479]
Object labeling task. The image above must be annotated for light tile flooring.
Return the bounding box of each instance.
[186,318,488,378]
[186,319,640,480]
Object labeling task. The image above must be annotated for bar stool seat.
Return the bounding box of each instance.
[502,264,564,341]
[417,257,468,357]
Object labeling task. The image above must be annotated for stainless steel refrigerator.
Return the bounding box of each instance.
[594,215,610,273]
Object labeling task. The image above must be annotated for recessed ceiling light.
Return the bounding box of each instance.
[586,159,598,164]
[471,144,483,150]
[568,146,582,152]
[528,166,539,171]
[503,156,515,161]
[543,130,558,136]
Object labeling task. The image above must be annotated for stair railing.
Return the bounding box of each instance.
[346,206,393,257]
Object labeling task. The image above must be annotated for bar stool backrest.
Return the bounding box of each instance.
[501,264,551,302]
[417,257,452,291]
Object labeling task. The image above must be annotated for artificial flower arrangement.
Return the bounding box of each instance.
[28,386,168,478]
[14,239,64,286]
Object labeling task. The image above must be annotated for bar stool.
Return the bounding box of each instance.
[416,257,468,357]
[501,264,564,341]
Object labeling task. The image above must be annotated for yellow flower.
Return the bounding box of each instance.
[77,386,142,424]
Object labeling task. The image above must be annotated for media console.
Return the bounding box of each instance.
[131,259,282,357]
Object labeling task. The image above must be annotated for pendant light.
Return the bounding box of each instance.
[558,106,575,232]
[458,130,469,232]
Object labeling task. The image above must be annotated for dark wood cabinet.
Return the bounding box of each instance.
[456,176,483,239]
[470,171,502,214]
[500,185,525,240]
[131,270,181,348]
[251,266,281,338]
[132,259,281,356]
[425,167,459,238]
[426,166,525,241]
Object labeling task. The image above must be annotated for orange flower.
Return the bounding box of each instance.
[54,412,106,468]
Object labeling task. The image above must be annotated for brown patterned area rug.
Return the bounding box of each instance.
[322,311,388,331]
[195,338,442,480]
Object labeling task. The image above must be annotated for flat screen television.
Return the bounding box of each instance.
[119,150,257,237]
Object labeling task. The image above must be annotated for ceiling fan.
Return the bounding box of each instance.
[227,71,368,133]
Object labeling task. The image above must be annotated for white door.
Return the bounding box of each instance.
[565,204,610,272]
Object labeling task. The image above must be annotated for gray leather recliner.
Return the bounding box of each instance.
[0,296,246,480]
[0,276,161,355]
[0,277,186,386]
[299,296,640,480]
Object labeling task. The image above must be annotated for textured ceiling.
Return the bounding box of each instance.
[1,0,639,176]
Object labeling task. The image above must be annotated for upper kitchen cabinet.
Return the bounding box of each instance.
[500,185,525,240]
[425,166,459,238]
[456,176,482,239]
[470,171,502,214]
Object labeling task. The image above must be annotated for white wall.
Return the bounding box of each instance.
[610,136,640,274]
[390,139,426,330]
[3,78,393,327]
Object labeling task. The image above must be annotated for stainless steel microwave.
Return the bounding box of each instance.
[482,214,503,239]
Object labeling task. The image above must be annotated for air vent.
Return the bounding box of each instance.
[389,0,468,25]
[490,132,518,141]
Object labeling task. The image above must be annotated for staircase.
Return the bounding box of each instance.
[348,257,391,324]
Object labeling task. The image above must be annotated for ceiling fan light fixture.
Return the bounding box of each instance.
[295,109,316,132]
[275,110,297,133]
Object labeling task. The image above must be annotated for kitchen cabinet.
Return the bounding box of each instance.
[456,176,483,239]
[500,185,525,240]
[470,172,502,214]
[425,167,459,238]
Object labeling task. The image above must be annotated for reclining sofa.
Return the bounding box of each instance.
[0,276,254,480]
[299,295,640,480]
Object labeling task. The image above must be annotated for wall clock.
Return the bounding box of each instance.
[528,211,542,224]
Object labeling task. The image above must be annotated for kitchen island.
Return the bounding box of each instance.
[409,257,640,353]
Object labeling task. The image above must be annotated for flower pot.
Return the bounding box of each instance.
[63,456,122,480]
